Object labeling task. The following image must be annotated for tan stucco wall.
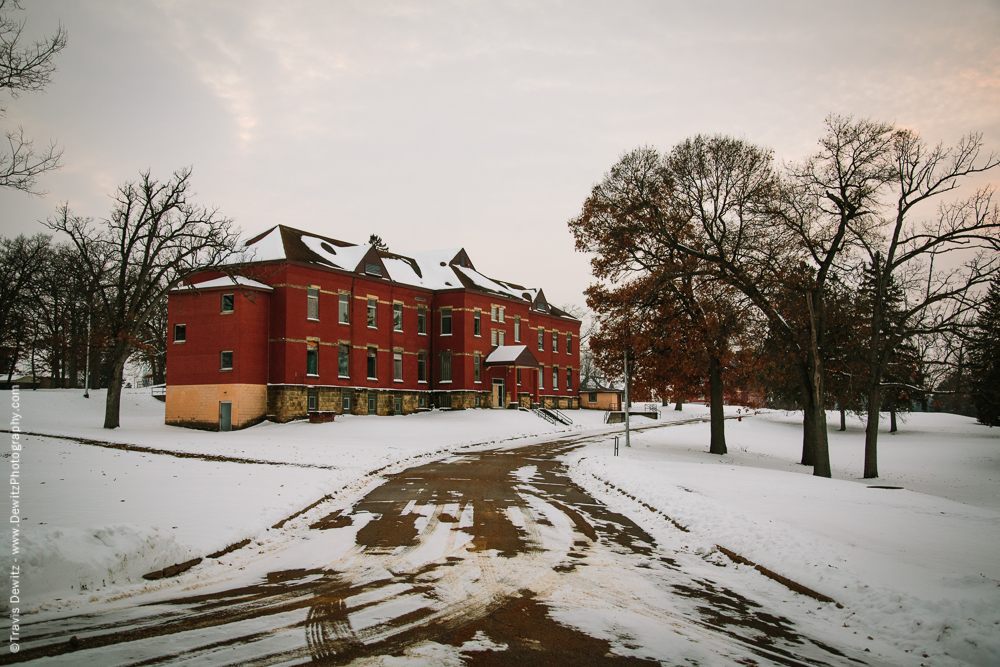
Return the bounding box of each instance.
[166,384,267,430]
[579,392,621,410]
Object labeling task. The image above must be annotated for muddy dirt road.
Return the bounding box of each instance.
[6,434,871,666]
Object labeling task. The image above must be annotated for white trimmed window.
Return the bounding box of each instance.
[307,287,319,320]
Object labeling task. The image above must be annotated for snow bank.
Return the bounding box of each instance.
[19,525,192,606]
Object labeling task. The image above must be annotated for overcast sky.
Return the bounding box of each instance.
[2,0,998,310]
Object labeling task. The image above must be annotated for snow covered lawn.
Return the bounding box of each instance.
[568,409,1000,666]
[4,388,608,609]
[5,388,998,665]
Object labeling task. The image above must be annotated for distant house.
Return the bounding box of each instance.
[166,225,581,431]
[578,386,624,411]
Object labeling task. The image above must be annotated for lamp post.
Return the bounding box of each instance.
[83,306,91,398]
[624,350,630,448]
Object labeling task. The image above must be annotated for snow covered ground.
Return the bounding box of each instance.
[2,388,606,609]
[3,388,998,665]
[567,409,1000,667]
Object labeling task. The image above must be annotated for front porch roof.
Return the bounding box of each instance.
[484,345,539,368]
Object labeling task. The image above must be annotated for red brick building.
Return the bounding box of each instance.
[166,225,581,430]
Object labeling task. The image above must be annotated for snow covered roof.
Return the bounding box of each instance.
[173,276,273,292]
[239,225,578,318]
[484,345,539,367]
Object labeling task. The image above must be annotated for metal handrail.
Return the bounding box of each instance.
[546,408,574,425]
[532,408,558,425]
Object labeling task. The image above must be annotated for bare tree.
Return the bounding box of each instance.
[857,130,1000,477]
[46,168,240,428]
[0,0,66,193]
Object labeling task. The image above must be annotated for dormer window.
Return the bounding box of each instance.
[365,262,383,276]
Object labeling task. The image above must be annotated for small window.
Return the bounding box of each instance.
[367,348,377,379]
[567,332,572,354]
[538,365,544,390]
[307,287,319,320]
[339,293,350,324]
[516,367,521,385]
[566,368,572,391]
[418,351,427,383]
[553,331,559,353]
[220,351,233,371]
[418,393,428,408]
[338,344,350,378]
[491,305,497,322]
[474,353,481,382]
[491,329,498,346]
[538,328,544,351]
[342,393,352,412]
[474,310,481,336]
[514,316,520,343]
[441,307,452,336]
[440,393,452,408]
[394,395,402,414]
[394,352,403,381]
[367,298,377,328]
[499,306,505,323]
[552,366,559,390]
[393,303,403,332]
[307,390,318,412]
[589,392,597,403]
[498,330,505,346]
[365,262,382,276]
[221,293,234,313]
[475,394,481,407]
[173,324,186,343]
[368,393,377,413]
[306,343,318,376]
[417,306,426,334]
[441,352,452,382]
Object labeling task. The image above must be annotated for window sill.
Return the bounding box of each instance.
[367,377,378,381]
[339,320,349,325]
[474,380,482,384]
[418,332,427,336]
[440,333,452,337]
[173,341,185,344]
[220,369,233,373]
[394,379,404,383]
[221,311,234,315]
[307,318,319,322]
[418,380,427,384]
[338,375,350,379]
[306,374,319,378]
[368,326,377,330]
[439,380,452,384]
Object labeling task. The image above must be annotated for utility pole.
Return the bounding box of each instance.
[624,351,631,447]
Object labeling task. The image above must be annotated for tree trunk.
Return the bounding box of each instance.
[863,381,881,479]
[804,293,831,477]
[889,403,897,433]
[839,408,846,431]
[674,396,683,411]
[708,354,727,455]
[103,345,129,429]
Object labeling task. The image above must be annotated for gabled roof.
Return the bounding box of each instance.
[484,345,539,368]
[240,225,579,319]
